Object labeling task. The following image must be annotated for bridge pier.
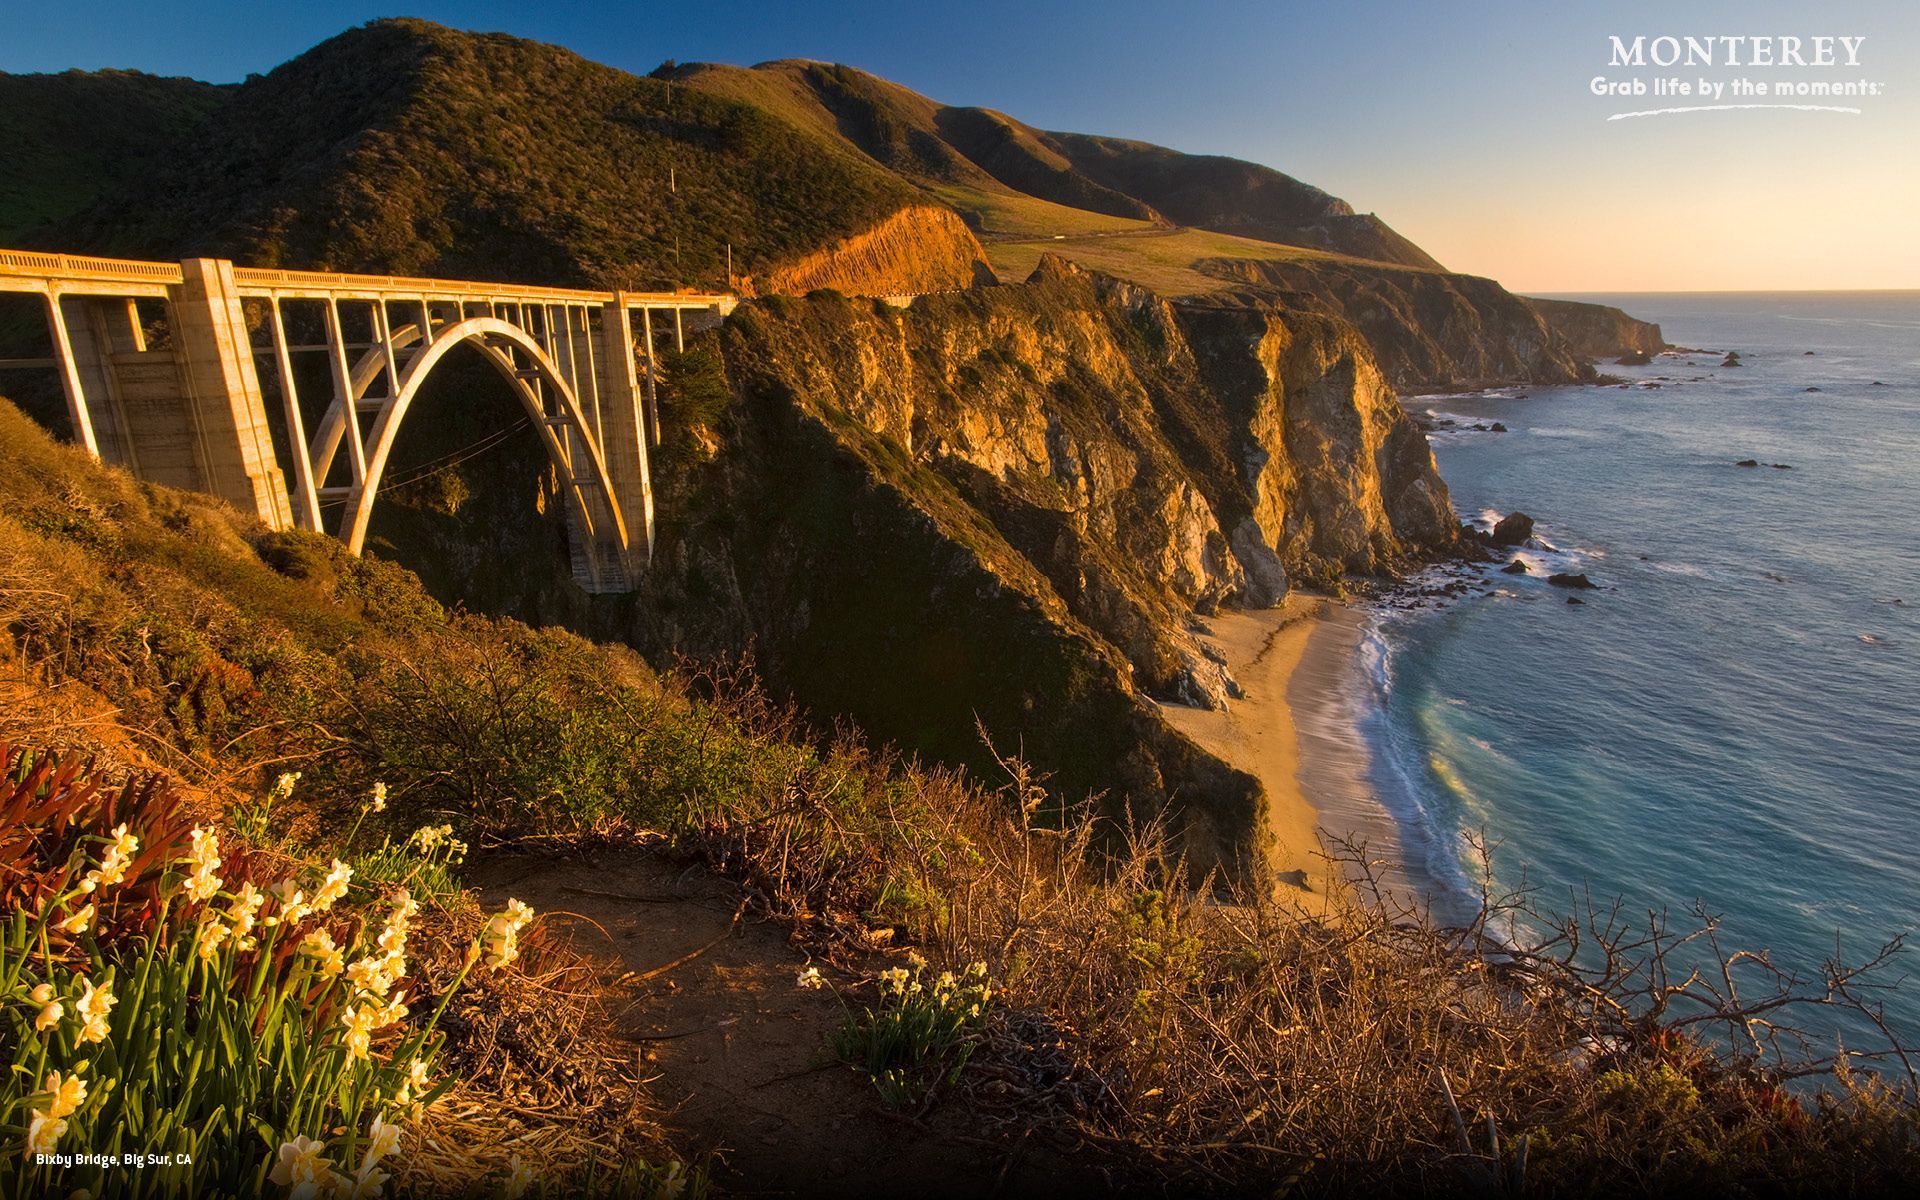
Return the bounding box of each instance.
[172,259,295,530]
[599,296,656,569]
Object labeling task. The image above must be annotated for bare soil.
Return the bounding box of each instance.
[470,846,1123,1198]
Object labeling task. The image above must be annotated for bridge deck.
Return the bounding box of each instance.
[0,249,732,310]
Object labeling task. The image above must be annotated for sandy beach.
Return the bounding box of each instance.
[1159,595,1414,910]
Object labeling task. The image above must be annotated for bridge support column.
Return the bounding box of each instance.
[171,258,293,531]
[599,295,655,573]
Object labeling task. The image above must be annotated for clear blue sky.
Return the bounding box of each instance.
[5,1,1915,290]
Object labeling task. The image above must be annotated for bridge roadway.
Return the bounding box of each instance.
[0,249,736,592]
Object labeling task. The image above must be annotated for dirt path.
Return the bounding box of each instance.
[470,847,1111,1198]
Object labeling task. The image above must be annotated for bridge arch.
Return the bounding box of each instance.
[338,316,633,591]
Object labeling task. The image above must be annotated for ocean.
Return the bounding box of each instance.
[1362,291,1920,1056]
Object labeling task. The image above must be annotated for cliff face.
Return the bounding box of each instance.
[749,205,993,296]
[1200,256,1588,392]
[1526,296,1667,359]
[556,259,1457,871]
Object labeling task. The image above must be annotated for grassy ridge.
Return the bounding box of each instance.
[32,21,924,289]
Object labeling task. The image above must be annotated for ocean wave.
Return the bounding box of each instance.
[1352,615,1490,926]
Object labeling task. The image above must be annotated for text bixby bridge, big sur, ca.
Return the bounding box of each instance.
[0,251,735,592]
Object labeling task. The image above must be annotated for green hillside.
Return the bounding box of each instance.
[32,21,929,290]
[0,69,227,244]
[672,58,1441,268]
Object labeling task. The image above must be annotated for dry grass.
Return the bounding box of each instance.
[982,226,1386,295]
[682,686,1920,1195]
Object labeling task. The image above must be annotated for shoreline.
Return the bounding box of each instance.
[1160,595,1417,911]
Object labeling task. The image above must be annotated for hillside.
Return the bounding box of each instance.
[0,69,227,244]
[28,21,987,293]
[671,58,1440,269]
[4,381,1913,1197]
[4,22,1658,381]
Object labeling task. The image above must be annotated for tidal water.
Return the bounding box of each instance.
[1362,292,1920,1056]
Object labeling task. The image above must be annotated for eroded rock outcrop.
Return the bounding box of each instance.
[749,204,993,296]
[619,258,1457,872]
[1527,296,1666,361]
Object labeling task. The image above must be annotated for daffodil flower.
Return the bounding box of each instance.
[58,903,95,935]
[30,982,63,1031]
[267,1135,331,1190]
[81,823,139,893]
[42,1069,88,1119]
[363,1114,401,1165]
[75,978,115,1044]
[27,1109,66,1155]
[503,1153,534,1199]
[298,928,346,977]
[311,860,353,913]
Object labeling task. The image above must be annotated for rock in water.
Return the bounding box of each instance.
[1500,559,1530,575]
[1491,512,1535,546]
[1489,422,1508,432]
[1548,572,1598,589]
[1616,351,1653,365]
[1736,459,1759,467]
[1722,352,1742,368]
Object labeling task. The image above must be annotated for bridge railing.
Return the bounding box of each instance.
[1,248,732,310]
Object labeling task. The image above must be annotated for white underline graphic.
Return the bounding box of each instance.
[1608,103,1863,120]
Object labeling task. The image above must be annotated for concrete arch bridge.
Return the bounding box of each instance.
[0,250,735,592]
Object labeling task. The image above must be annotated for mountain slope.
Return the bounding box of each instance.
[0,69,227,244]
[671,59,1439,270]
[36,21,987,292]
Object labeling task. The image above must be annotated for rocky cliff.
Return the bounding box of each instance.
[748,204,993,296]
[505,258,1453,871]
[1526,296,1667,360]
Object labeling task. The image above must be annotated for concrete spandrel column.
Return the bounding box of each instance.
[173,258,294,531]
[599,295,654,570]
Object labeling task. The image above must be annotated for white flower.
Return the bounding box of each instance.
[480,899,534,971]
[82,823,139,892]
[311,860,353,913]
[348,1162,389,1198]
[502,1154,534,1199]
[75,978,115,1044]
[229,881,266,945]
[267,1136,330,1190]
[184,827,222,902]
[363,1114,401,1165]
[796,965,825,990]
[368,782,388,813]
[31,983,63,1031]
[269,880,311,927]
[298,928,346,977]
[272,771,302,802]
[58,903,95,935]
[340,1005,378,1061]
[395,1056,432,1105]
[42,1069,87,1119]
[196,917,231,962]
[27,1109,66,1156]
[346,954,396,999]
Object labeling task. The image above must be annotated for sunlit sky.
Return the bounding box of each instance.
[5,0,1915,291]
